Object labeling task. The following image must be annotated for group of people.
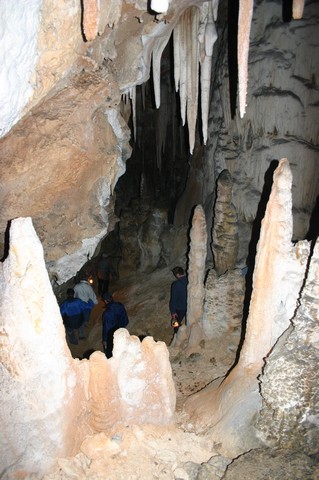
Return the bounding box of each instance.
[60,255,188,357]
[59,254,128,357]
[60,272,98,345]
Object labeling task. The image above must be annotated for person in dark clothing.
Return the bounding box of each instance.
[60,288,89,345]
[102,292,129,358]
[169,266,188,334]
[97,254,117,296]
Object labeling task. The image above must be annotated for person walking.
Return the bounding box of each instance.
[169,266,188,334]
[60,288,88,344]
[102,292,129,358]
[74,272,98,327]
[97,254,118,296]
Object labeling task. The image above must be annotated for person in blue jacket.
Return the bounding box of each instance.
[60,288,90,345]
[102,292,129,358]
[169,266,188,334]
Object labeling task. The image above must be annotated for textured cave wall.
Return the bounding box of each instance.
[0,0,204,282]
[255,239,319,454]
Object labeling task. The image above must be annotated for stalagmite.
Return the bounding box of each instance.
[184,159,311,457]
[0,218,89,474]
[238,0,254,118]
[187,204,207,326]
[292,0,305,19]
[211,169,239,276]
[89,330,176,430]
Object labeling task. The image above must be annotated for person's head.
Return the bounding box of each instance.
[78,271,87,282]
[172,266,185,279]
[102,292,113,304]
[67,288,75,298]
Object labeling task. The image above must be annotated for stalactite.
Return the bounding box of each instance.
[187,8,200,154]
[129,86,136,141]
[292,0,305,19]
[173,19,181,94]
[82,0,99,42]
[199,1,217,145]
[237,0,254,118]
[152,35,171,109]
[173,3,218,153]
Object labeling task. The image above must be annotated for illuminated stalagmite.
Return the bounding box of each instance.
[184,159,312,456]
[0,218,89,475]
[187,204,207,326]
[0,219,176,475]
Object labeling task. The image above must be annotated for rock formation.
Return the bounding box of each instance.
[255,240,319,454]
[0,0,318,477]
[211,169,239,275]
[0,218,176,475]
[184,159,312,457]
[202,268,245,341]
[0,218,89,475]
[89,330,176,431]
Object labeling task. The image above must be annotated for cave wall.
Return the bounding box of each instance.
[0,0,206,282]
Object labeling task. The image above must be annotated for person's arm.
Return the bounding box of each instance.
[119,306,129,327]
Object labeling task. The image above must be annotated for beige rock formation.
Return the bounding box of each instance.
[0,71,130,283]
[184,159,311,457]
[211,169,239,275]
[0,218,90,475]
[202,268,245,341]
[0,218,176,475]
[89,330,176,430]
[187,205,207,327]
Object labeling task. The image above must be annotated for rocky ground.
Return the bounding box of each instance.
[49,266,318,480]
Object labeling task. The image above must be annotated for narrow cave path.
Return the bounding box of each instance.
[65,265,240,410]
[66,266,175,360]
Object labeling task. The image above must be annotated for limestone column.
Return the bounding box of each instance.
[184,159,310,457]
